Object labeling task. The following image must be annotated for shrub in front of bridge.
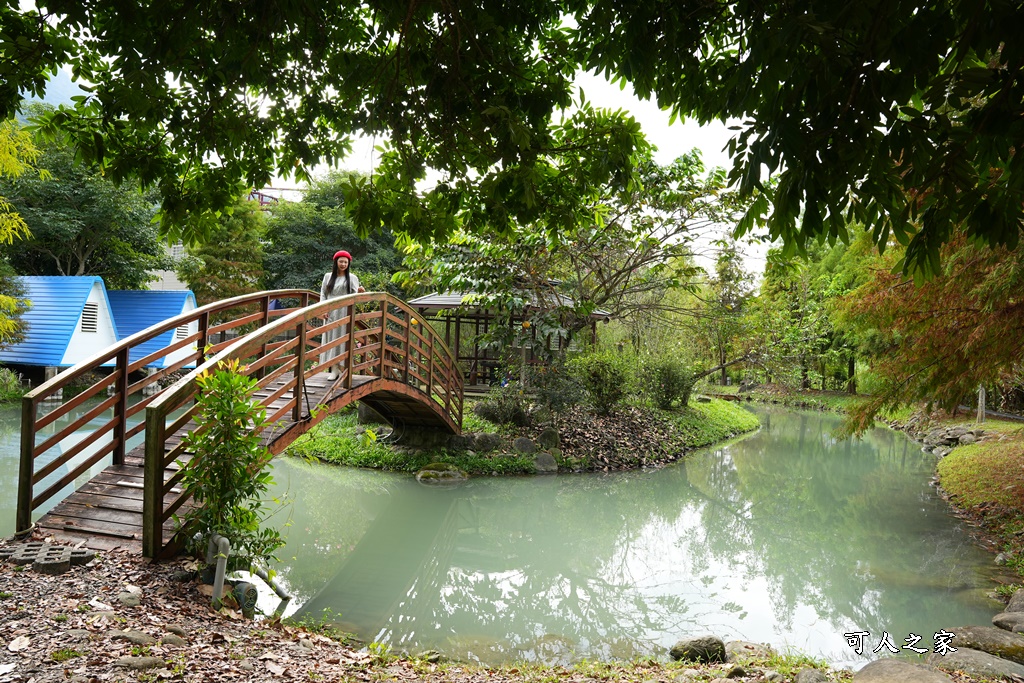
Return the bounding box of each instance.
[177,359,285,572]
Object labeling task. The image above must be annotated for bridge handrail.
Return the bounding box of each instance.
[141,292,463,557]
[17,289,319,535]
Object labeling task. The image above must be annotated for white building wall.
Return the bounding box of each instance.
[61,282,118,366]
[164,297,199,368]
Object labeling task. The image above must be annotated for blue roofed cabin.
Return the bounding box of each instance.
[0,276,118,382]
[106,290,198,372]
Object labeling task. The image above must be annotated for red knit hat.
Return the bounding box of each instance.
[333,250,352,261]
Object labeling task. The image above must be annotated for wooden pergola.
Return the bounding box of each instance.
[407,291,611,388]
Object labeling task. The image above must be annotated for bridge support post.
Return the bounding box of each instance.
[112,347,130,466]
[16,396,36,535]
[142,406,167,559]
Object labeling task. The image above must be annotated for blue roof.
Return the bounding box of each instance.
[0,276,112,366]
[107,290,197,367]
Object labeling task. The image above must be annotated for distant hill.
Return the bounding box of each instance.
[15,68,87,122]
[39,68,87,107]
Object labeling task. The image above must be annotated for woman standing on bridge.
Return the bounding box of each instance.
[321,250,365,380]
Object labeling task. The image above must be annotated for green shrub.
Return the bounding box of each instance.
[0,367,24,402]
[641,356,696,409]
[473,382,531,426]
[526,360,584,413]
[568,350,632,415]
[176,359,285,571]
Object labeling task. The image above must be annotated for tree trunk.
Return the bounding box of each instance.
[800,357,809,390]
[847,356,857,394]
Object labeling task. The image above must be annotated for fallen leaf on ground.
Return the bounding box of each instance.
[8,636,30,652]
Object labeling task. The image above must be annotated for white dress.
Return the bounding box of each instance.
[320,271,361,370]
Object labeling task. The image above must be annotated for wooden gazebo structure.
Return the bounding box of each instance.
[407,291,611,388]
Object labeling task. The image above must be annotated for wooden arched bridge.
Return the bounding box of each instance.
[16,291,463,558]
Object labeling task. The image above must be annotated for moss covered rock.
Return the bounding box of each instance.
[415,462,468,485]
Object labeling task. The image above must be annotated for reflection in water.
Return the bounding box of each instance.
[269,408,1000,667]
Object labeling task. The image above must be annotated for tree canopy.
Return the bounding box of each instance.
[397,152,742,338]
[0,115,167,289]
[3,1,1020,273]
[263,172,402,293]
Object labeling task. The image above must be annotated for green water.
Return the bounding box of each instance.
[263,407,1002,667]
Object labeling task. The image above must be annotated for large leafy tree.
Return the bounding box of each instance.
[0,119,41,347]
[838,230,1024,432]
[3,1,1018,273]
[263,172,402,294]
[693,240,753,386]
[398,151,744,339]
[745,237,876,393]
[176,197,267,310]
[0,114,167,289]
[0,119,40,245]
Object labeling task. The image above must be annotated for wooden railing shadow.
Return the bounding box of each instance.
[141,292,463,557]
[17,290,317,536]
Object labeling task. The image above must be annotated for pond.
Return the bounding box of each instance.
[258,406,1003,668]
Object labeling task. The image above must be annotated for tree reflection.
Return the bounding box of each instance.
[277,409,997,665]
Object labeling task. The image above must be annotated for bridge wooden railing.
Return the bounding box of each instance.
[16,290,318,535]
[142,292,463,558]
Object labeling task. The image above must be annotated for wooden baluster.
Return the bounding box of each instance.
[293,314,306,422]
[257,296,270,381]
[196,311,210,365]
[378,301,386,381]
[112,347,130,466]
[402,308,411,385]
[16,396,37,534]
[444,352,452,416]
[344,297,357,390]
[426,333,434,400]
[142,403,167,559]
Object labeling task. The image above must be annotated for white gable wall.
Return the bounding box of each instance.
[165,296,199,368]
[61,282,118,366]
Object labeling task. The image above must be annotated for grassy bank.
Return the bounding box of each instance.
[660,397,761,446]
[286,397,760,475]
[933,417,1024,589]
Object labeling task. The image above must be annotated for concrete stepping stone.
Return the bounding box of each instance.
[0,542,94,574]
